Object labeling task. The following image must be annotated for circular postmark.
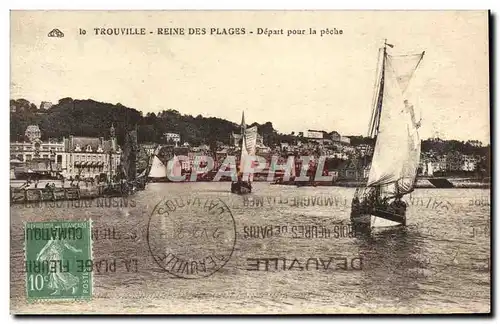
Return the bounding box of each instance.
[147,196,236,279]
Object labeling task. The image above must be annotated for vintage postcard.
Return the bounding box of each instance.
[10,10,490,314]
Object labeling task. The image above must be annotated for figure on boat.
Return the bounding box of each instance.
[351,39,425,229]
[351,187,408,227]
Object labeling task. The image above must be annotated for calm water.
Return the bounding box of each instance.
[10,182,491,314]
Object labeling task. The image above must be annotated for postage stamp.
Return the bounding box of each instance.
[24,220,93,300]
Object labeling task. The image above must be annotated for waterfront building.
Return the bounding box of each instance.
[356,144,373,157]
[466,140,483,147]
[462,155,479,172]
[340,136,351,144]
[139,143,158,155]
[330,131,341,142]
[10,125,121,180]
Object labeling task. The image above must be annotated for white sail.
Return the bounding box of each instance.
[148,156,168,178]
[244,126,258,156]
[367,52,423,196]
[239,125,258,181]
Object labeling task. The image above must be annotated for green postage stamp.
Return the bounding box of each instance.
[24,220,93,300]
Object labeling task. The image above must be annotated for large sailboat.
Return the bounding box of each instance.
[231,112,258,194]
[350,40,425,229]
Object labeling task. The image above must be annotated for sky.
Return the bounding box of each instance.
[10,11,490,143]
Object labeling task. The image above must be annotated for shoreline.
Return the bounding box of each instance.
[10,177,490,190]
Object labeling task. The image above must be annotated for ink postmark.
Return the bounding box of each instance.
[147,197,236,279]
[24,220,93,300]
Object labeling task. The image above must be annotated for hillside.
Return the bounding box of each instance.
[10,98,272,146]
[10,98,490,160]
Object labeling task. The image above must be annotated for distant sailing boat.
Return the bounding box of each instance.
[148,146,168,181]
[350,40,425,228]
[231,112,258,194]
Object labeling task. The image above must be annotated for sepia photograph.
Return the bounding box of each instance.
[9,10,491,314]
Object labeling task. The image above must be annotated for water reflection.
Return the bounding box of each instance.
[355,226,427,304]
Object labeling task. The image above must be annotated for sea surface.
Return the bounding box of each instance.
[10,182,491,314]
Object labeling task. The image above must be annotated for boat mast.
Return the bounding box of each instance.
[240,111,246,137]
[368,39,393,138]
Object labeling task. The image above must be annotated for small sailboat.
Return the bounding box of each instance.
[231,112,258,194]
[351,40,425,229]
[148,146,168,182]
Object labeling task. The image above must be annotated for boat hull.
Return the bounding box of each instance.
[351,199,407,230]
[231,181,252,195]
[350,213,406,228]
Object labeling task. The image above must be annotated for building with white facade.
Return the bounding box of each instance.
[40,101,53,110]
[307,130,324,139]
[10,125,121,179]
[163,133,181,146]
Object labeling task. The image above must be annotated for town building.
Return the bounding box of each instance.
[340,136,351,144]
[330,131,341,142]
[280,142,290,151]
[63,134,121,179]
[419,159,435,176]
[163,132,181,146]
[139,143,158,155]
[40,101,53,110]
[462,155,479,172]
[307,130,324,139]
[466,140,483,147]
[25,125,42,142]
[356,144,373,157]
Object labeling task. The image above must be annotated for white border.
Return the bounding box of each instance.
[3,0,498,322]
